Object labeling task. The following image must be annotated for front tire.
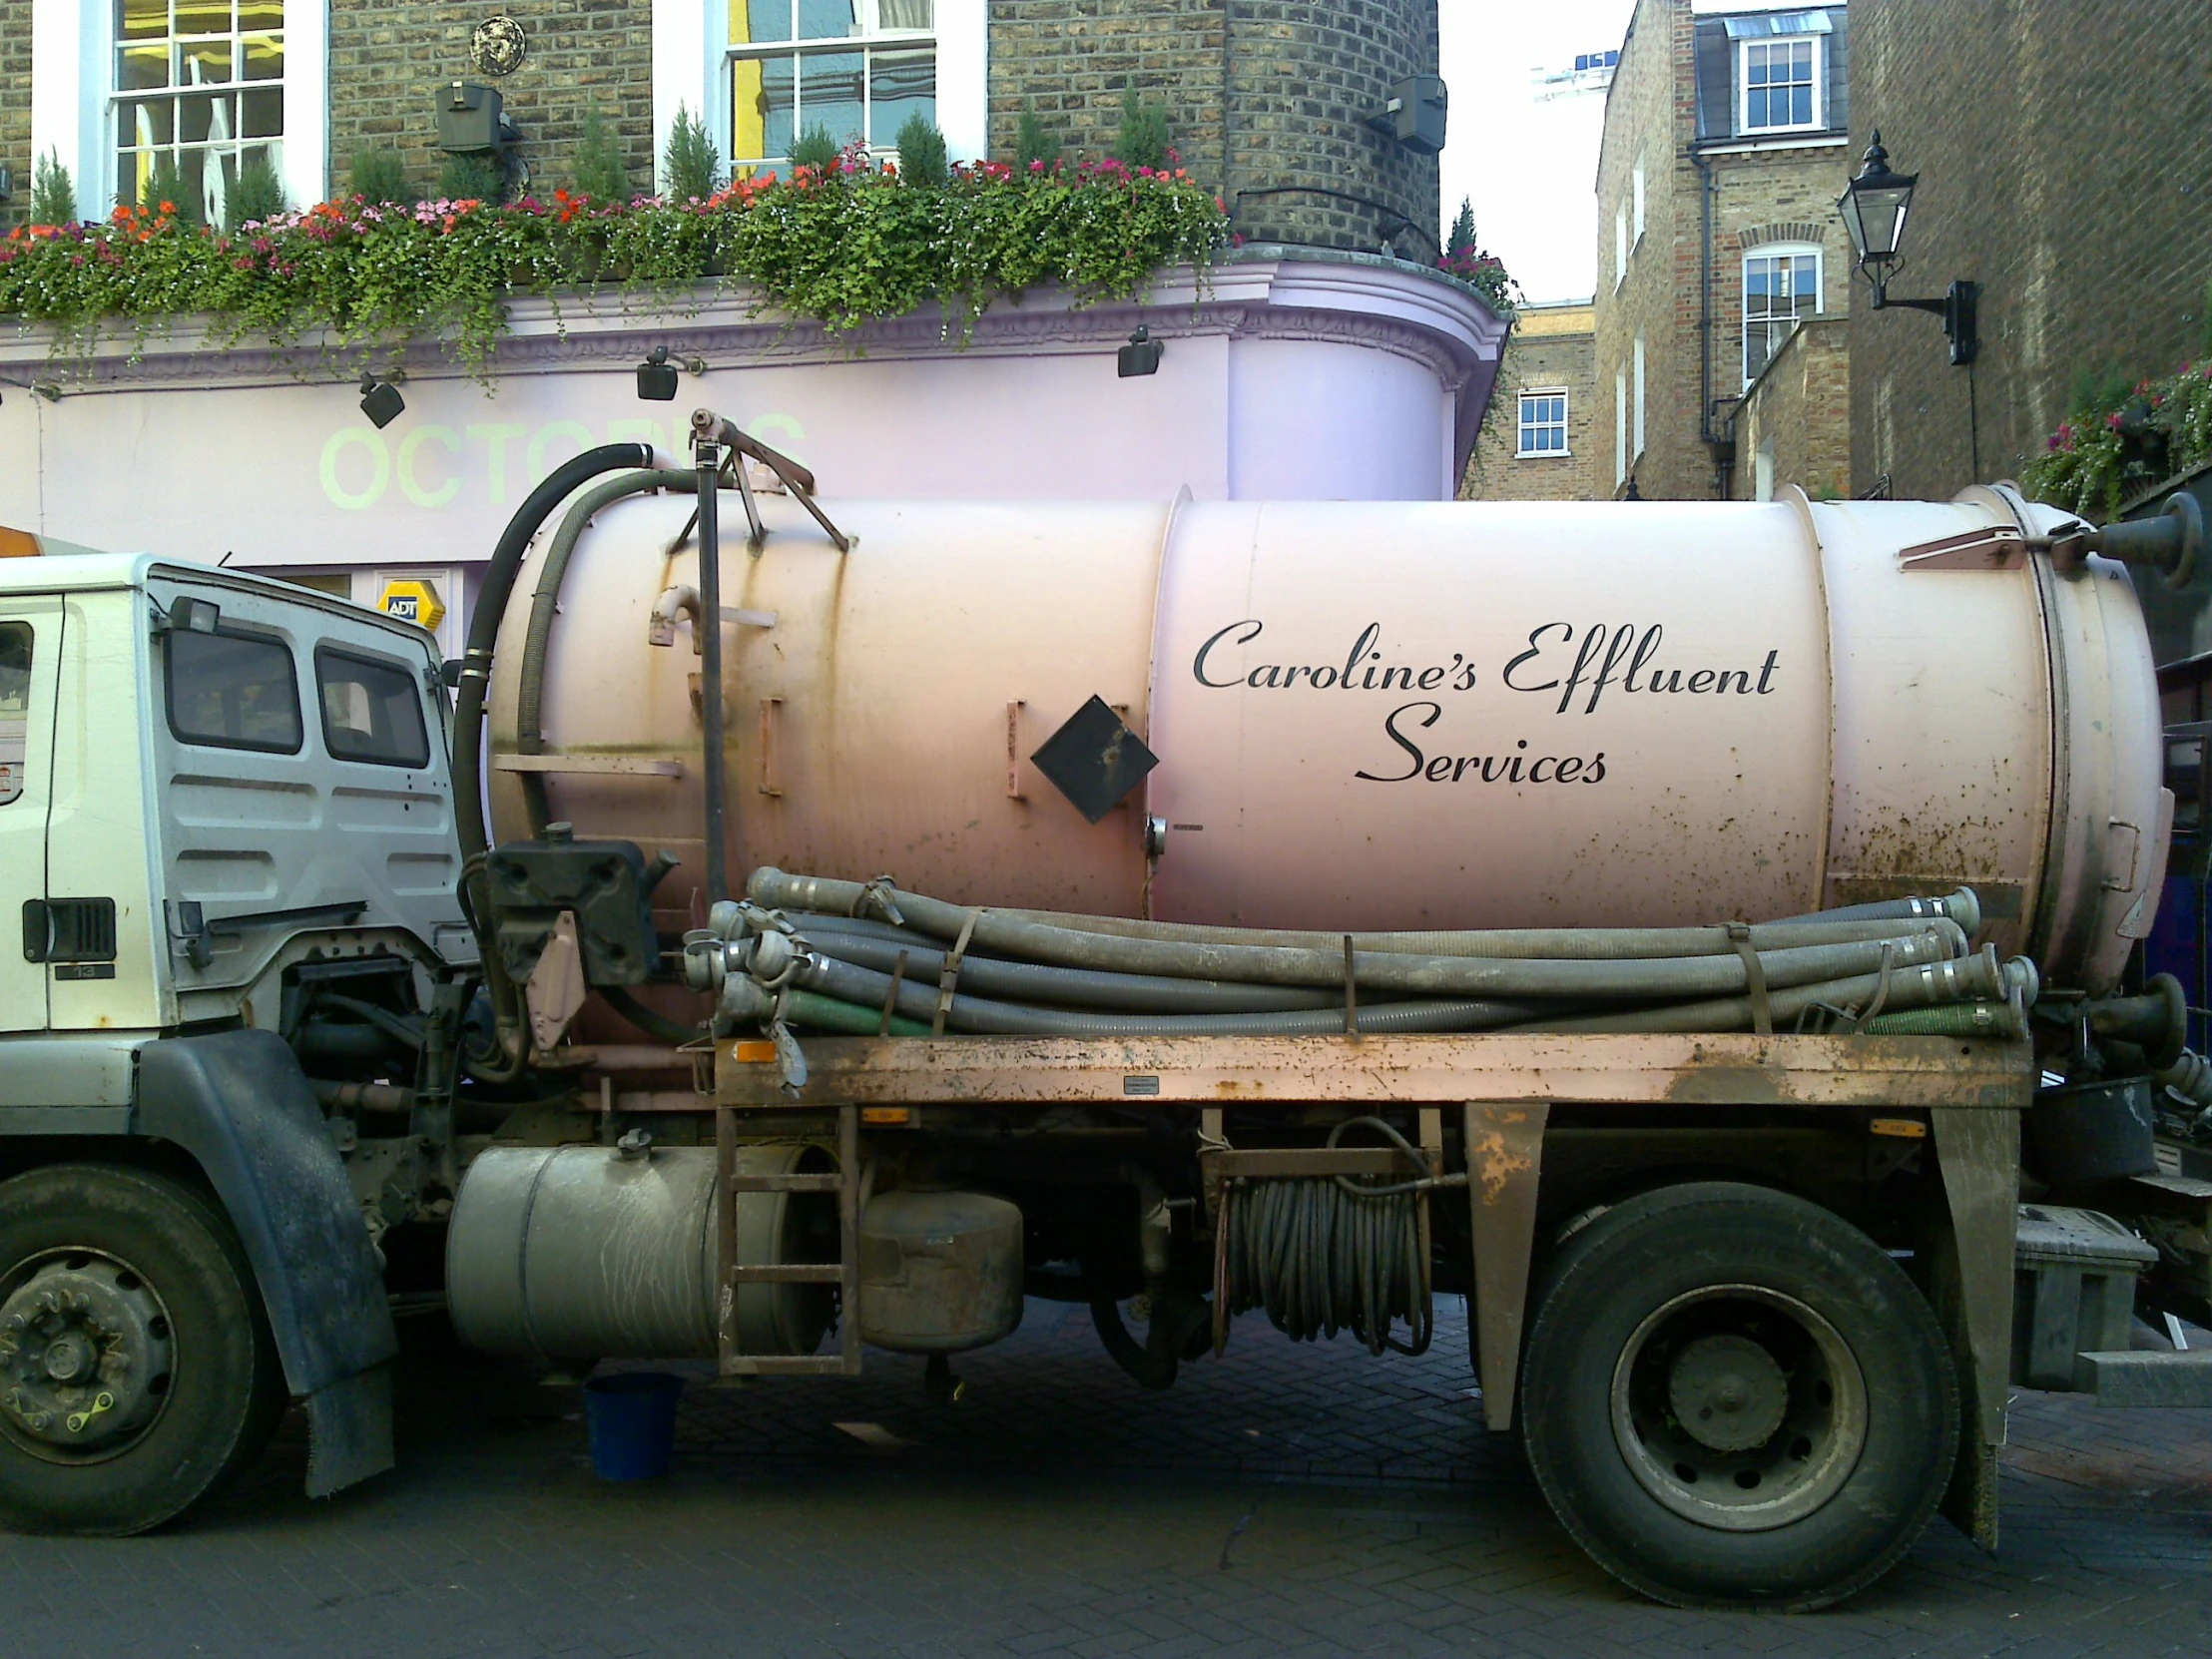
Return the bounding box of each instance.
[1519,1182,1957,1610]
[0,1164,286,1535]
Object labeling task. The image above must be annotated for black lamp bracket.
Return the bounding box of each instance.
[1869,275,1978,367]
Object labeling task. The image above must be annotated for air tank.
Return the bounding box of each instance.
[488,485,2166,993]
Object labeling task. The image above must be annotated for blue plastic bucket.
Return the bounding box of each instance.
[583,1372,685,1480]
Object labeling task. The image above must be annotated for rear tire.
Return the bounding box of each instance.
[1519,1181,1957,1610]
[0,1164,286,1535]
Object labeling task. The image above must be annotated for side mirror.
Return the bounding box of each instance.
[167,595,221,634]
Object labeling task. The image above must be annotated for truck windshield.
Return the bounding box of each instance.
[315,646,430,769]
[166,628,303,754]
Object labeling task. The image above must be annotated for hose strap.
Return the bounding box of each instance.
[852,874,906,928]
[933,908,983,1037]
[1855,939,1899,1030]
[1726,922,1773,1037]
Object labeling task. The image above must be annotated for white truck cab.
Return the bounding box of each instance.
[0,551,464,1533]
[1,553,466,1043]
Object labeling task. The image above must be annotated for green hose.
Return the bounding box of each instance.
[1861,1002,2017,1038]
[784,987,933,1037]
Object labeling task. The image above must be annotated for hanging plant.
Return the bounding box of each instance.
[0,152,1229,379]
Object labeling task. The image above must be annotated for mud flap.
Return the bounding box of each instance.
[304,1362,396,1498]
[1930,1105,2021,1553]
[135,1029,399,1496]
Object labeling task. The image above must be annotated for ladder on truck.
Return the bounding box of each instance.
[714,1098,862,1377]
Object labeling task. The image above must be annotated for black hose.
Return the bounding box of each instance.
[599,985,699,1046]
[453,442,658,1076]
[1222,1175,1430,1356]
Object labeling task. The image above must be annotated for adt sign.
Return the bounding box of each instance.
[377,579,446,634]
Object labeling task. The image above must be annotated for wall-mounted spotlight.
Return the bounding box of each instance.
[637,345,707,401]
[1118,326,1162,378]
[1367,76,1447,156]
[358,371,405,429]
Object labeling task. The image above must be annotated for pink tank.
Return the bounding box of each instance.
[489,485,2165,992]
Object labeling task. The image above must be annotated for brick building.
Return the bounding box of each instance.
[1729,310,1847,500]
[1462,298,1601,501]
[9,2,1438,257]
[1848,3,2212,502]
[1591,0,1855,500]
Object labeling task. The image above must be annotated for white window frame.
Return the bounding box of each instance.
[1633,335,1646,460]
[656,0,986,191]
[1739,35,1823,135]
[1615,368,1628,486]
[1742,243,1823,388]
[1631,152,1645,245]
[1614,202,1628,290]
[33,0,327,219]
[1516,388,1570,459]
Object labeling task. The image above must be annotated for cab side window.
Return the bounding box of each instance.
[166,629,304,754]
[316,646,430,769]
[0,622,31,806]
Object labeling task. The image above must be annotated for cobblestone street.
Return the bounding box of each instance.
[7,1298,2210,1659]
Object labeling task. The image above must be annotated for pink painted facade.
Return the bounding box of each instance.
[0,252,1504,655]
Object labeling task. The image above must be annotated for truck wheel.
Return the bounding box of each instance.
[1519,1181,1957,1611]
[0,1164,285,1535]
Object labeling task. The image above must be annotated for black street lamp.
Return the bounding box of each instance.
[1839,132,1978,367]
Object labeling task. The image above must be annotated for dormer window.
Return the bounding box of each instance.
[1730,11,1830,135]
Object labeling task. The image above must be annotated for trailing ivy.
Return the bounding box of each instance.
[2024,361,2212,520]
[0,152,1228,377]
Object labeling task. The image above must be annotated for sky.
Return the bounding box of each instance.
[1437,0,1641,304]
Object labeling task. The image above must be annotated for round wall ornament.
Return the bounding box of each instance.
[470,14,528,77]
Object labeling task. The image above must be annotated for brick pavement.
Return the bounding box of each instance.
[5,1298,2210,1658]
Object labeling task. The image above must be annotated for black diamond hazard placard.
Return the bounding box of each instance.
[1029,696,1158,824]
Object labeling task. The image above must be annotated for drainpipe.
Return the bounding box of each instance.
[1692,146,1732,499]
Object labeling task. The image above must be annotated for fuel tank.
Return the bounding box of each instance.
[488,486,2166,993]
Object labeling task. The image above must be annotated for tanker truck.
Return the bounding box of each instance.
[4,415,2212,1613]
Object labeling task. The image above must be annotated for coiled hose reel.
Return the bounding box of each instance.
[1215,1117,1462,1359]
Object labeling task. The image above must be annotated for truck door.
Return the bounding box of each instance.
[0,598,62,1032]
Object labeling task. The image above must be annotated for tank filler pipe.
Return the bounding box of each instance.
[748,871,1964,1000]
[454,441,658,1078]
[514,467,686,833]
